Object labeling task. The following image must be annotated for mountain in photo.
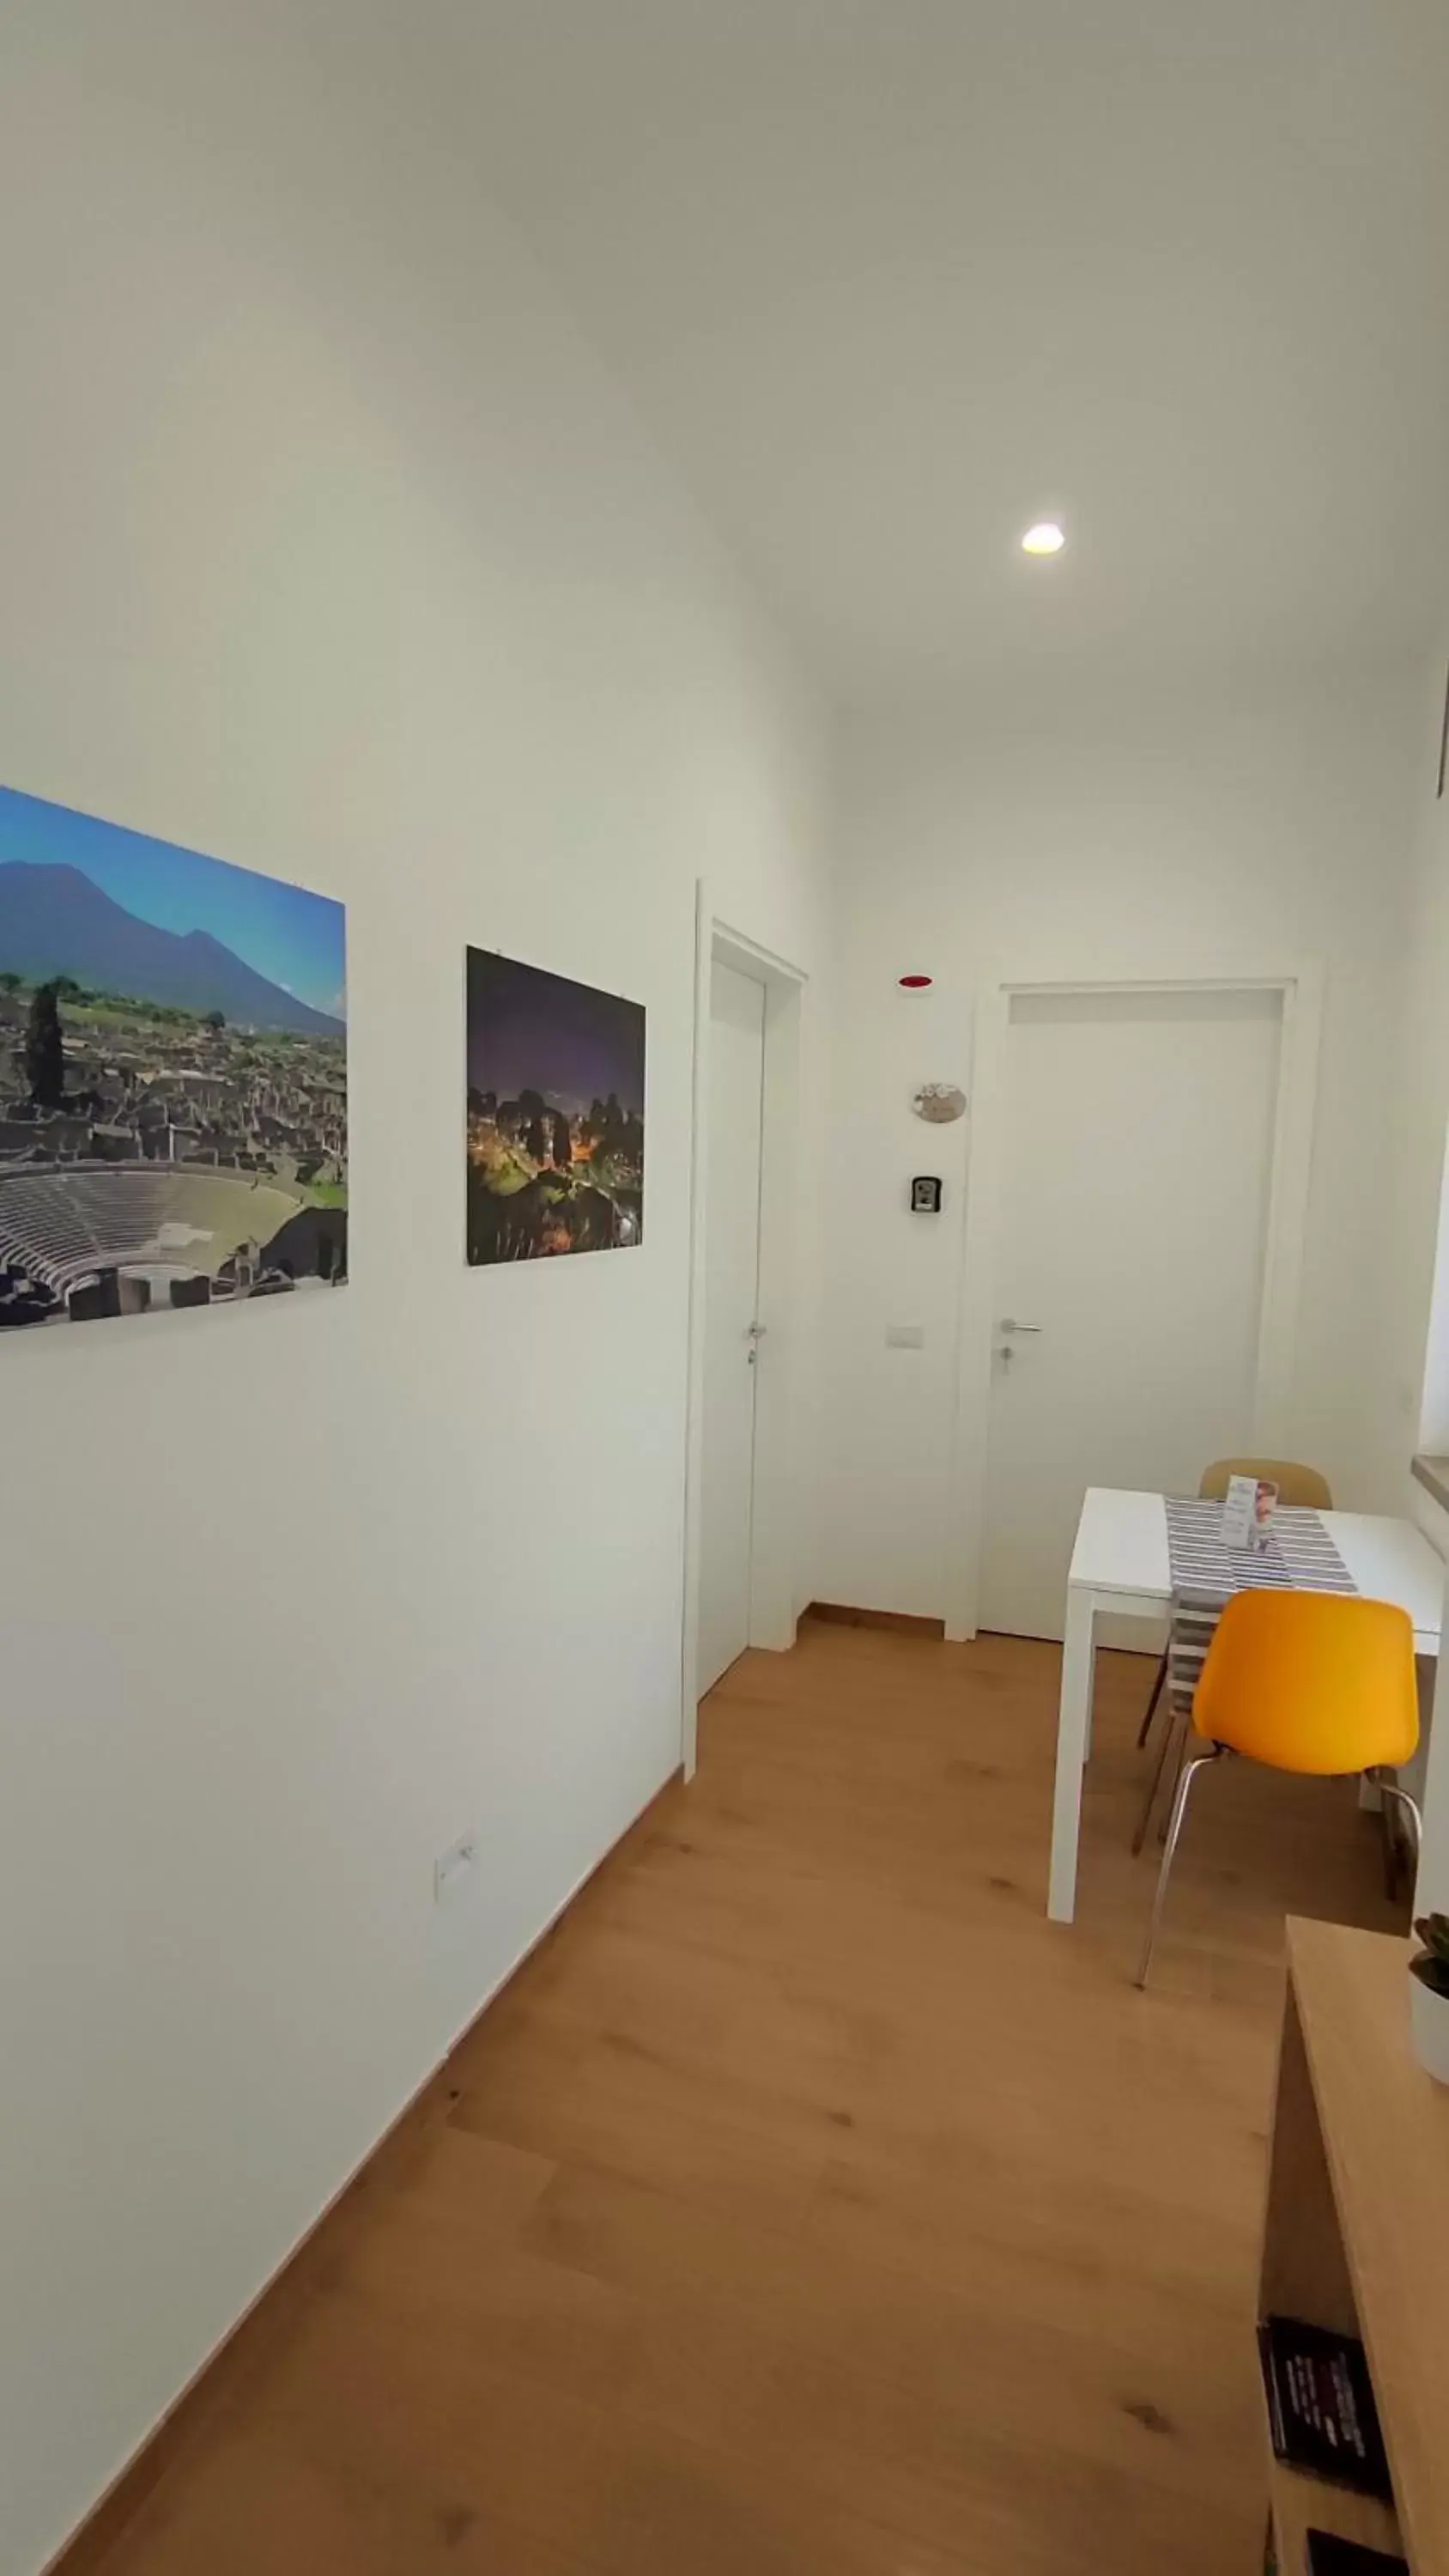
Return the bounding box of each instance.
[0,863,343,1036]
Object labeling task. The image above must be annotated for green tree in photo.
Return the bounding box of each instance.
[25,982,64,1108]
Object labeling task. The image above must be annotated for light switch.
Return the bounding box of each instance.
[885,1322,925,1349]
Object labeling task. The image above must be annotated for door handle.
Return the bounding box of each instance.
[999,1317,1042,1334]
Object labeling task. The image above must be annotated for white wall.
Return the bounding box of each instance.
[1370,647,1449,1908]
[814,665,1422,1620]
[0,16,827,2573]
[1376,652,1449,1480]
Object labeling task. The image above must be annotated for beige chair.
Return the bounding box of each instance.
[1131,1457,1335,1855]
[1195,1457,1333,1511]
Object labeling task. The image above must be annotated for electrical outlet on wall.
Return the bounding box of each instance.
[433,1832,477,1906]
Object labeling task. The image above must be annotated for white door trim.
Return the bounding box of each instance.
[944,959,1324,1643]
[682,888,809,1773]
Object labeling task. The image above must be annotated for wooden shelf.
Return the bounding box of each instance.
[1260,1921,1449,2575]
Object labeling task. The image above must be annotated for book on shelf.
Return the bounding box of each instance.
[1306,2537,1407,2576]
[1258,2316,1392,2500]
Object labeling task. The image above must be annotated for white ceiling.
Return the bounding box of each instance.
[425,0,1449,708]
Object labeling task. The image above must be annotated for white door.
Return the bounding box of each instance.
[697,960,766,1693]
[979,987,1283,1641]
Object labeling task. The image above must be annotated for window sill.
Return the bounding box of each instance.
[1411,1453,1449,1515]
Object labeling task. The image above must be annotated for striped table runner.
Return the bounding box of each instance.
[1165,1499,1356,1716]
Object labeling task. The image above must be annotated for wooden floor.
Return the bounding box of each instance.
[70,1623,1410,2576]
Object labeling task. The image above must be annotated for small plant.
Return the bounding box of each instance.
[1411,1914,1449,2000]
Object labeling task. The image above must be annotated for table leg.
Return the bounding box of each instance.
[1048,1585,1095,1923]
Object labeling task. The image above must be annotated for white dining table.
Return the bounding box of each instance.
[1047,1486,1446,1923]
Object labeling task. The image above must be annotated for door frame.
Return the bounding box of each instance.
[681,890,809,1772]
[944,958,1324,1642]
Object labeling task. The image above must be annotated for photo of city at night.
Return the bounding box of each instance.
[466,946,645,1263]
[0,784,347,1332]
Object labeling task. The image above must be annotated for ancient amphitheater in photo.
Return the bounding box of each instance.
[0,1165,336,1323]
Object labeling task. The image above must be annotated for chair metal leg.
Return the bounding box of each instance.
[1136,1649,1168,1751]
[1380,1779,1423,1850]
[1157,1710,1192,1844]
[1132,1698,1185,1856]
[1135,1746,1225,1990]
[1379,1777,1423,1897]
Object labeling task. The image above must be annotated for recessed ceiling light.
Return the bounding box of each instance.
[1022,521,1065,556]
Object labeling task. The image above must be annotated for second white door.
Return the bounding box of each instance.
[979,986,1284,1641]
[697,960,766,1694]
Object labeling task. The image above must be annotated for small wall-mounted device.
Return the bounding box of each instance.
[912,1082,966,1124]
[910,1176,943,1214]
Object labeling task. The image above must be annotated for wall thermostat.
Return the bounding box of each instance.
[910,1176,943,1214]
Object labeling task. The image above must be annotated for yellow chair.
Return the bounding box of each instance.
[1135,1589,1421,1989]
[1136,1457,1335,1752]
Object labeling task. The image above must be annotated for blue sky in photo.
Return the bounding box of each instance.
[0,784,346,1018]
